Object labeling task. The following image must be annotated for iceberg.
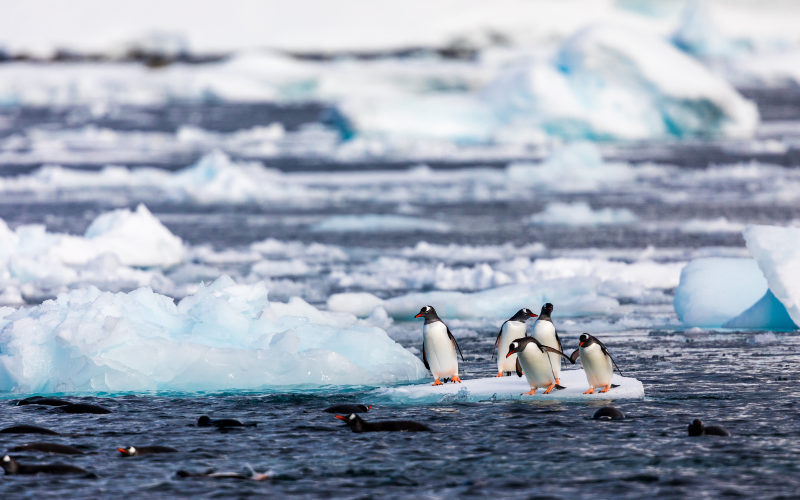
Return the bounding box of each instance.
[743,225,800,328]
[723,290,797,331]
[0,276,427,394]
[375,370,644,404]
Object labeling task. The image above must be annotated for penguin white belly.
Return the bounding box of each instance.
[423,322,458,379]
[579,344,613,388]
[497,321,527,372]
[532,321,561,379]
[517,347,556,389]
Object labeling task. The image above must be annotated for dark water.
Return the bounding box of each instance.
[2,331,799,499]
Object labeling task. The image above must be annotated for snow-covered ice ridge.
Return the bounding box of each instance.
[375,370,644,404]
[674,225,800,331]
[0,275,427,394]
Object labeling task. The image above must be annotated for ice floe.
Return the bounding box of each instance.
[311,215,451,233]
[526,202,637,227]
[0,276,427,394]
[375,369,644,404]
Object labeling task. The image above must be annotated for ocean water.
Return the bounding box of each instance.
[1,91,800,498]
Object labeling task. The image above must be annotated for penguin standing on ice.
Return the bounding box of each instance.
[415,306,464,386]
[492,308,538,377]
[569,333,623,394]
[506,337,574,395]
[531,303,564,385]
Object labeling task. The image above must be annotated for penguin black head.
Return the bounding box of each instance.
[414,306,439,320]
[506,340,521,357]
[506,338,539,357]
[688,419,704,436]
[197,416,211,427]
[1,455,19,474]
[334,413,364,430]
[510,308,538,322]
[578,333,595,347]
[539,303,554,318]
[117,446,135,456]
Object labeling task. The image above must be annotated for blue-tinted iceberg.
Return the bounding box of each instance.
[743,225,800,328]
[0,276,427,394]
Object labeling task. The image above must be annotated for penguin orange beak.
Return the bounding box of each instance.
[367,405,373,410]
[334,415,347,420]
[506,349,516,358]
[117,448,127,454]
[579,341,586,347]
[529,313,538,317]
[414,313,424,318]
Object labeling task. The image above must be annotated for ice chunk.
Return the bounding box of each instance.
[327,292,384,318]
[680,218,746,234]
[747,332,778,344]
[526,202,637,226]
[723,290,797,331]
[375,370,644,404]
[310,215,451,233]
[674,258,768,327]
[0,276,427,394]
[744,225,800,328]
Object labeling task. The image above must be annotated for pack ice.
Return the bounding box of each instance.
[0,275,427,394]
[674,225,800,330]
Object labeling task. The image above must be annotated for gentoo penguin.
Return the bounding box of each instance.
[506,337,574,395]
[1,455,87,475]
[118,445,178,456]
[0,425,60,435]
[569,333,623,394]
[415,306,464,386]
[492,308,538,377]
[335,413,432,432]
[57,403,111,414]
[532,303,564,385]
[688,419,730,437]
[592,406,625,420]
[16,396,72,407]
[323,404,372,414]
[197,416,251,428]
[10,443,84,455]
[176,469,270,481]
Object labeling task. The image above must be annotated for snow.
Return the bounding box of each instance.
[310,215,451,233]
[526,202,637,226]
[744,225,800,328]
[0,275,427,394]
[375,369,644,404]
[673,258,768,327]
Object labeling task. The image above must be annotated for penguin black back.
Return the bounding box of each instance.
[591,406,625,420]
[1,455,87,475]
[335,414,432,432]
[10,443,84,455]
[197,416,247,428]
[57,403,112,414]
[15,396,72,407]
[0,425,60,435]
[323,404,372,414]
[688,419,730,436]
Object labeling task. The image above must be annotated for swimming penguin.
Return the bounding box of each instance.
[118,445,178,456]
[492,308,538,377]
[15,396,72,407]
[57,403,111,414]
[323,404,372,414]
[506,337,574,395]
[10,443,84,455]
[415,306,464,386]
[688,419,730,436]
[592,406,625,420]
[176,469,270,481]
[532,303,564,385]
[197,416,252,428]
[0,425,60,435]
[569,333,623,394]
[1,455,87,475]
[335,414,432,432]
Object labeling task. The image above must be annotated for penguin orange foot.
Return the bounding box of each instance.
[599,385,611,393]
[544,384,556,394]
[555,378,560,385]
[584,388,595,394]
[432,379,443,386]
[495,372,504,377]
[522,389,536,395]
[451,375,462,383]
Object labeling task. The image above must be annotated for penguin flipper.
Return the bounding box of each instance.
[555,329,562,352]
[599,343,624,376]
[446,326,465,362]
[543,346,574,364]
[422,341,430,371]
[515,358,523,378]
[569,349,580,364]
[492,324,505,361]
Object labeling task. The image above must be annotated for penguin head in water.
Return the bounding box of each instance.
[335,413,365,431]
[1,455,19,474]
[414,306,439,321]
[117,446,136,456]
[688,419,704,436]
[197,416,211,427]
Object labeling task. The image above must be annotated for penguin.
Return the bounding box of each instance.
[334,413,432,432]
[117,445,178,456]
[197,416,253,428]
[415,306,464,386]
[1,455,87,475]
[506,337,574,395]
[532,303,564,385]
[0,425,60,435]
[492,308,538,377]
[57,403,111,414]
[15,396,72,407]
[323,404,372,414]
[688,419,730,437]
[569,333,623,394]
[176,469,270,481]
[591,406,625,420]
[10,443,84,455]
